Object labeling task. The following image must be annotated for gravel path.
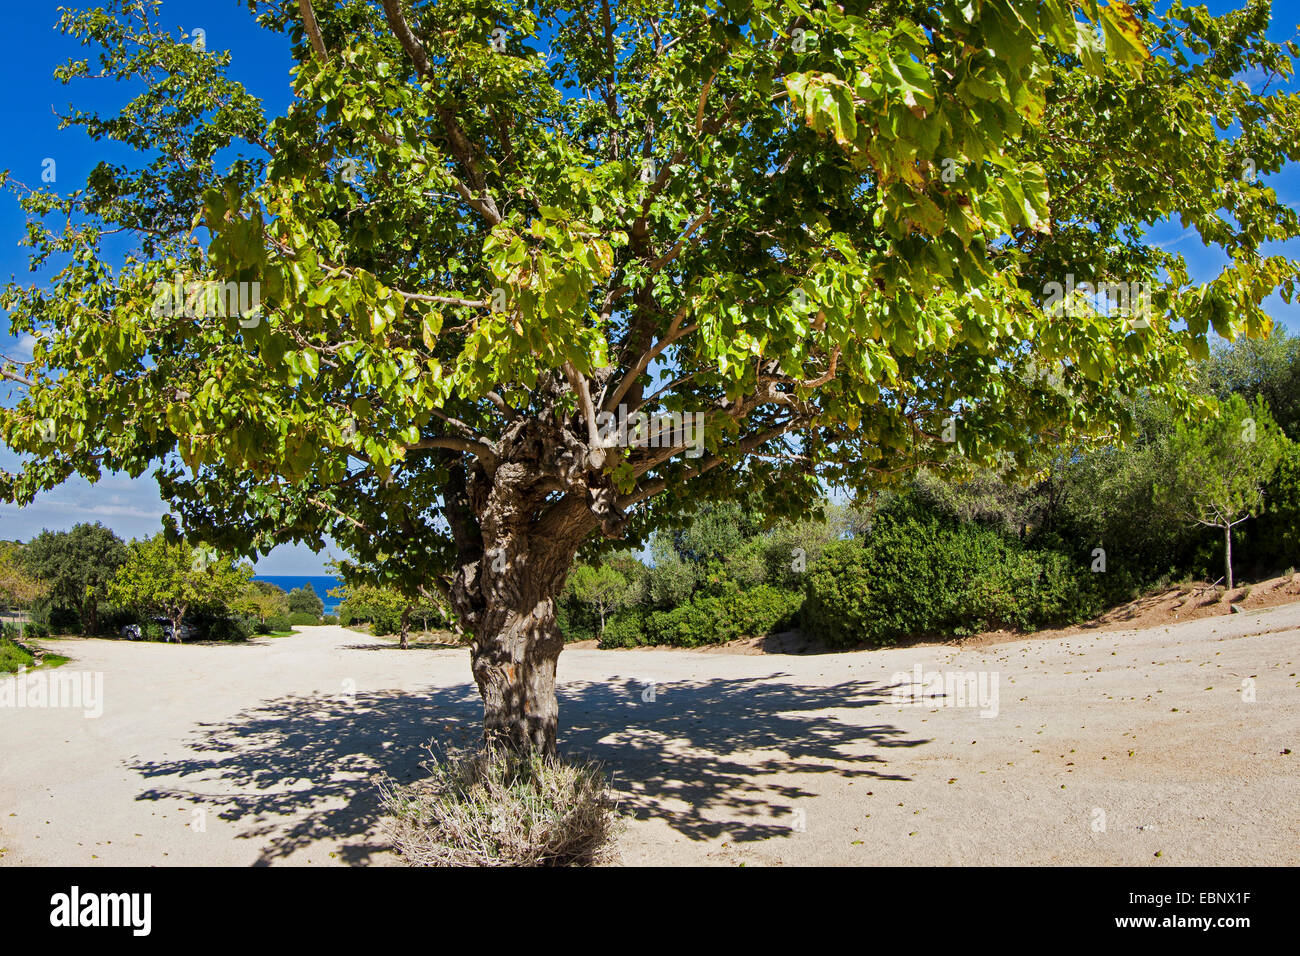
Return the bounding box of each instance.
[2,608,1297,866]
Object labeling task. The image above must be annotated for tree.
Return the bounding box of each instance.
[0,542,49,632]
[411,592,451,634]
[234,579,290,623]
[1200,323,1300,439]
[287,583,325,619]
[3,1,1299,752]
[565,563,632,639]
[108,534,253,641]
[18,523,127,634]
[1159,394,1286,591]
[332,579,410,641]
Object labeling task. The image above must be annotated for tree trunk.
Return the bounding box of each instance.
[399,605,411,650]
[456,507,589,757]
[439,408,621,755]
[1224,524,1234,592]
[470,590,566,755]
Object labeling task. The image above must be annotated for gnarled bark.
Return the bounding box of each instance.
[443,407,607,755]
[470,589,566,754]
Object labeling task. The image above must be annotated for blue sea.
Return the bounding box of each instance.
[253,575,343,615]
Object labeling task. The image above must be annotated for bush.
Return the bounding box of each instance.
[287,584,325,617]
[800,540,875,648]
[97,607,137,637]
[288,610,320,626]
[618,582,802,648]
[801,497,1097,647]
[556,601,597,643]
[207,613,254,642]
[31,600,80,635]
[645,554,696,608]
[731,584,803,635]
[322,614,339,625]
[187,607,253,641]
[1247,439,1300,574]
[263,614,292,633]
[599,608,648,648]
[378,745,622,867]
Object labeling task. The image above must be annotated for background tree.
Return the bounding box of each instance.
[19,523,127,634]
[1159,394,1287,590]
[0,542,48,633]
[234,579,291,624]
[1200,323,1300,439]
[287,583,325,619]
[2,1,1299,752]
[411,591,451,634]
[109,534,253,641]
[565,563,632,640]
[332,578,409,638]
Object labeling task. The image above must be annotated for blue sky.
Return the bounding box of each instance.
[1,0,1298,571]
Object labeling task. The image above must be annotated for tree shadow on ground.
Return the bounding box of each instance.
[129,673,926,865]
[339,641,463,652]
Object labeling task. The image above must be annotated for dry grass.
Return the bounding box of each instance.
[378,744,623,867]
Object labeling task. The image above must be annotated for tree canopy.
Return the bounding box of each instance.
[2,0,1299,750]
[1159,392,1285,588]
[108,532,254,639]
[18,522,128,634]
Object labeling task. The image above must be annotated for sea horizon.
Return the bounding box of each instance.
[253,574,343,615]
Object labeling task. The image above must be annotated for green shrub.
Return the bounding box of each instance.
[11,621,50,639]
[187,607,253,641]
[800,540,874,648]
[621,583,801,648]
[645,553,697,608]
[288,610,320,626]
[730,584,803,635]
[322,614,339,625]
[556,601,597,643]
[801,497,1099,647]
[263,614,292,633]
[599,608,648,648]
[287,584,325,617]
[1247,439,1300,574]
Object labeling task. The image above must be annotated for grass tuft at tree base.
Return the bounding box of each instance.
[378,744,622,867]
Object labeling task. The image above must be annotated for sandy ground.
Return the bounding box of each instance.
[1,608,1297,867]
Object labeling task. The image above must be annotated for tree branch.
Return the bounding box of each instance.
[378,0,503,225]
[297,0,328,61]
[406,436,497,463]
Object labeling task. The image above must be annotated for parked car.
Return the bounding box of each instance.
[120,618,198,641]
[156,618,198,642]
